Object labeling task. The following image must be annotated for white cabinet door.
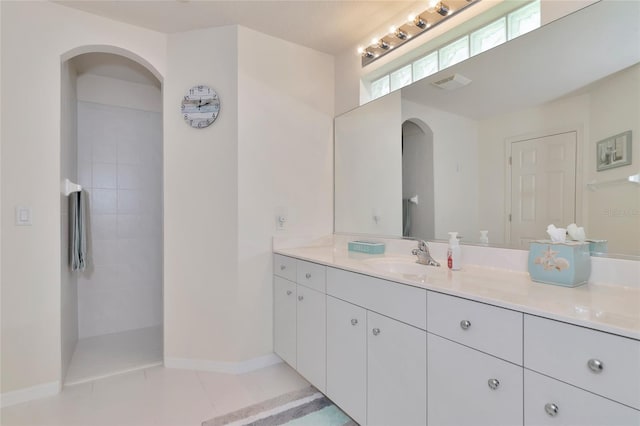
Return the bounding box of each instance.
[326,296,367,425]
[428,333,523,426]
[274,277,296,368]
[296,285,326,392]
[524,369,640,426]
[368,311,427,426]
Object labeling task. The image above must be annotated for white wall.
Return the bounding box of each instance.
[0,0,166,394]
[163,25,241,363]
[335,92,402,236]
[586,65,640,255]
[236,27,334,360]
[402,98,479,242]
[60,60,78,382]
[164,25,335,365]
[76,84,162,338]
[77,73,162,113]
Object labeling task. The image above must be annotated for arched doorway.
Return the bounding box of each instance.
[402,119,435,240]
[60,47,164,385]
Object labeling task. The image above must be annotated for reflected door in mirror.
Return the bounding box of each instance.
[509,131,577,248]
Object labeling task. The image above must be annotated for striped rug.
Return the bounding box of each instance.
[202,386,357,426]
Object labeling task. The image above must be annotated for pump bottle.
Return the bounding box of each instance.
[447,232,461,270]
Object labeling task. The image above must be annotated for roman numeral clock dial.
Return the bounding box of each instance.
[181,85,220,128]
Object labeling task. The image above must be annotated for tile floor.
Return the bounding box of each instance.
[65,326,163,385]
[1,362,309,426]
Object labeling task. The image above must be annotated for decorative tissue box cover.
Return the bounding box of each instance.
[528,241,591,287]
[348,241,385,255]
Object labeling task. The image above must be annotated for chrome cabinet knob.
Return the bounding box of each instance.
[298,295,304,301]
[280,265,286,270]
[587,358,604,373]
[305,273,311,279]
[487,378,500,390]
[460,320,471,330]
[286,290,292,296]
[351,318,358,326]
[544,403,559,417]
[372,328,381,336]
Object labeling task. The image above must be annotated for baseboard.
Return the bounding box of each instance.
[164,353,282,374]
[1,381,60,408]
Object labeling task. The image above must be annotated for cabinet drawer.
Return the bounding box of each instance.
[524,315,640,409]
[296,260,326,292]
[327,267,426,330]
[428,333,523,426]
[524,369,640,426]
[427,291,523,364]
[273,254,296,281]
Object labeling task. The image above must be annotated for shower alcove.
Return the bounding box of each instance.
[60,50,163,385]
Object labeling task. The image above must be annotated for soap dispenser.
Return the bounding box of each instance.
[479,230,489,245]
[447,232,461,271]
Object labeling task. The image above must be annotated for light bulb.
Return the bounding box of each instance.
[357,46,364,54]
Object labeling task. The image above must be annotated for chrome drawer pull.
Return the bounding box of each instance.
[280,265,286,270]
[286,290,292,296]
[298,295,304,301]
[351,319,358,326]
[372,328,381,336]
[305,273,311,279]
[587,358,604,373]
[460,320,471,330]
[545,403,559,417]
[487,378,500,390]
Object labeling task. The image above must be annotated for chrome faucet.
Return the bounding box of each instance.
[412,240,441,267]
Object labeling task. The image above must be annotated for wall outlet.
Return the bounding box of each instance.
[275,206,288,231]
[276,214,287,231]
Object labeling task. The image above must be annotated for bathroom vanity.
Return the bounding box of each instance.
[272,244,640,426]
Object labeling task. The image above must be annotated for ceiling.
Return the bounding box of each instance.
[55,0,424,55]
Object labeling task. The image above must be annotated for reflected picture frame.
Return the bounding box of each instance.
[596,130,632,171]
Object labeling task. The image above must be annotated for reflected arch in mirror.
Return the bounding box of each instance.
[402,119,435,240]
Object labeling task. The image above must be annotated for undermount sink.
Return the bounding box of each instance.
[363,257,432,276]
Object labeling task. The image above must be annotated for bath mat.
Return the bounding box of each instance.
[202,386,357,426]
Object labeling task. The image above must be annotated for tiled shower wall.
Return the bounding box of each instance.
[77,101,162,338]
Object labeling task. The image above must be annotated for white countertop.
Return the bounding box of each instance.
[274,244,640,340]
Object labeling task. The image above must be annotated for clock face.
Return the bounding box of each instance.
[181,85,220,128]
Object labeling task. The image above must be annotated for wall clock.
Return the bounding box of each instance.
[181,85,220,128]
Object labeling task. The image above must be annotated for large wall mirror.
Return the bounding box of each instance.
[335,0,640,257]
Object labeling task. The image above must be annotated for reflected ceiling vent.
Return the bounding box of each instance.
[432,73,472,90]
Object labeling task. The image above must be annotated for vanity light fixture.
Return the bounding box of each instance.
[435,2,451,16]
[359,0,479,66]
[414,16,428,29]
[395,29,409,40]
[358,46,375,59]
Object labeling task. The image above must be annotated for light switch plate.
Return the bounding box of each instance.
[15,206,32,226]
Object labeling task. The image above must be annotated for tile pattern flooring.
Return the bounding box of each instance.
[1,362,310,426]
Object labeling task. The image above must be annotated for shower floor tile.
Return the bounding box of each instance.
[65,325,162,385]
